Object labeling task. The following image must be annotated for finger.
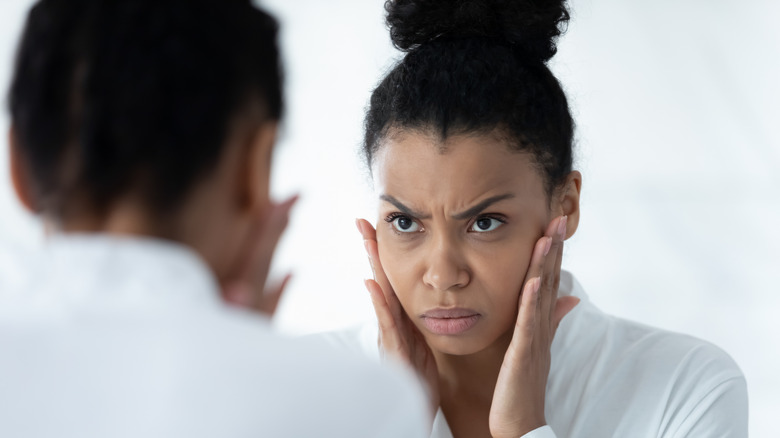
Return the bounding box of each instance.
[232,195,296,280]
[522,234,552,307]
[356,219,380,280]
[356,218,378,241]
[549,228,565,333]
[540,215,566,332]
[258,273,292,317]
[365,279,404,354]
[256,195,299,268]
[358,220,404,323]
[222,282,254,308]
[551,215,567,294]
[510,276,541,354]
[552,296,580,333]
[363,238,405,323]
[242,195,299,287]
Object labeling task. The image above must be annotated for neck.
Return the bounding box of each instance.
[58,203,170,238]
[52,191,247,287]
[435,328,513,404]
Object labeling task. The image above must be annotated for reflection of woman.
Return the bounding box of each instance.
[353,0,748,436]
[0,1,428,436]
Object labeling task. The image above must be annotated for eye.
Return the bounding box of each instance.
[390,215,421,233]
[470,216,503,233]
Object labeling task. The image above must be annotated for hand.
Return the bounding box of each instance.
[221,195,298,317]
[489,215,581,438]
[356,218,440,416]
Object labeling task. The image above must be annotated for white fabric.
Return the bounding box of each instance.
[0,235,429,438]
[318,271,748,438]
[522,425,556,438]
[429,409,555,438]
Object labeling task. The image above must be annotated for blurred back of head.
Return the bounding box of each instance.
[7,0,283,223]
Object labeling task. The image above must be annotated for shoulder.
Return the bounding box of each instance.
[600,314,743,391]
[178,312,430,437]
[554,273,744,387]
[0,305,429,438]
[548,274,747,436]
[0,241,34,298]
[555,302,744,393]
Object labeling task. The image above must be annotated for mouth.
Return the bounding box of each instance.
[420,308,481,335]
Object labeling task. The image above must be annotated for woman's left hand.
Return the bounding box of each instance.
[488,215,580,438]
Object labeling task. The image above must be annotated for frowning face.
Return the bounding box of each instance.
[372,130,557,356]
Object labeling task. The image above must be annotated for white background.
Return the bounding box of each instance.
[0,0,777,436]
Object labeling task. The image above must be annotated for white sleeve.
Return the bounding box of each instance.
[671,376,748,438]
[520,425,557,438]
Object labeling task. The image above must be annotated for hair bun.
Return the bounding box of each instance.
[385,0,569,63]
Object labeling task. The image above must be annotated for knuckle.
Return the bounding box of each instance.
[542,273,554,290]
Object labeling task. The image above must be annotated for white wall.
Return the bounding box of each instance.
[1,0,777,435]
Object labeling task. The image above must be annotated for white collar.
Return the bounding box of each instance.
[3,233,223,313]
[558,270,590,303]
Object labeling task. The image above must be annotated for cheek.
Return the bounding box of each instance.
[376,234,416,303]
[473,234,536,313]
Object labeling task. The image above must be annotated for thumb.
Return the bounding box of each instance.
[552,296,580,331]
[258,273,292,317]
[222,282,256,308]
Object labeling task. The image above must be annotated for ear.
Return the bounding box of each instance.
[556,170,582,240]
[8,125,39,213]
[238,120,278,215]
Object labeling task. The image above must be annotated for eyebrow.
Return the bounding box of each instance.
[380,194,431,219]
[452,193,515,220]
[379,193,515,220]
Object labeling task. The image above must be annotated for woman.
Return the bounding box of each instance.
[0,1,429,436]
[354,0,748,436]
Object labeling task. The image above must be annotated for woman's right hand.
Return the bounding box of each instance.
[356,218,440,416]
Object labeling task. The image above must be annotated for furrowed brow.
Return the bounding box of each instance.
[379,194,431,219]
[452,194,515,220]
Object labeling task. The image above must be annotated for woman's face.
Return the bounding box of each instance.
[373,130,555,356]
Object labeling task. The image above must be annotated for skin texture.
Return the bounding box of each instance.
[9,109,294,317]
[358,129,582,437]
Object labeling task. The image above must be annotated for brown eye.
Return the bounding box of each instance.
[470,217,502,232]
[392,215,420,233]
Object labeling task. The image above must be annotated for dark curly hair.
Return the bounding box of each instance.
[8,0,282,221]
[364,0,574,197]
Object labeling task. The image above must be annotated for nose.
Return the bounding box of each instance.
[422,237,470,292]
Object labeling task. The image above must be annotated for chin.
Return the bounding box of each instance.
[425,331,503,356]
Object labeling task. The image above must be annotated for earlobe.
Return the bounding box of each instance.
[8,126,38,213]
[559,171,582,240]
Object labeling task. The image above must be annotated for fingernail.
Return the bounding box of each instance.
[355,218,362,234]
[366,249,378,278]
[558,215,568,239]
[543,237,552,256]
[528,277,541,295]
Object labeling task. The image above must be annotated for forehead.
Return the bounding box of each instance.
[373,130,546,207]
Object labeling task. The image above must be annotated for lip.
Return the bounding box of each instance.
[420,308,481,335]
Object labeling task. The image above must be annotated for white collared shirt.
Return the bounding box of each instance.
[0,235,429,438]
[319,271,748,438]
